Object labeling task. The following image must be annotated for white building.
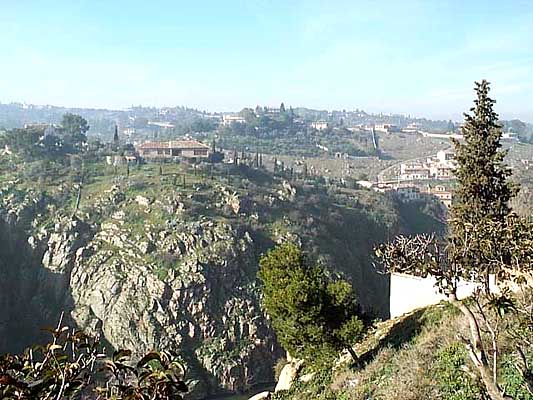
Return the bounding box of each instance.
[136,140,210,161]
[425,184,453,207]
[311,120,329,131]
[394,185,421,201]
[222,114,246,126]
[436,149,455,163]
[375,124,400,133]
[400,163,430,180]
[402,123,423,134]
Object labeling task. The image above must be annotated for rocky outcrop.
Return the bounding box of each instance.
[274,354,304,392]
[0,188,281,398]
[0,174,400,397]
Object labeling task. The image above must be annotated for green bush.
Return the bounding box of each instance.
[258,243,365,368]
[433,343,485,400]
[499,354,533,400]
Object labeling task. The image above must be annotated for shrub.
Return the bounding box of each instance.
[0,318,187,399]
[258,243,365,368]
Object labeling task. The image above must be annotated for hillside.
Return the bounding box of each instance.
[270,295,533,400]
[0,147,444,398]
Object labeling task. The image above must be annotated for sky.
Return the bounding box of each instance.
[0,0,532,121]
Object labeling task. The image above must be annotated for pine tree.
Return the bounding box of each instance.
[258,243,364,365]
[280,102,286,113]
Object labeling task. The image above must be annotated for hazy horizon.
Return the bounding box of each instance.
[1,0,532,122]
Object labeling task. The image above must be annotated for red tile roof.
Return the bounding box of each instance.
[137,140,209,150]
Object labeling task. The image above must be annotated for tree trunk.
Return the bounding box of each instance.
[346,346,358,362]
[449,295,510,400]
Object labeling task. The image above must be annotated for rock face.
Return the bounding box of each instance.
[0,189,281,398]
[0,175,400,397]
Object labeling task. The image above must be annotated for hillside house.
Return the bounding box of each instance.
[400,163,430,180]
[372,183,421,202]
[222,114,246,126]
[311,120,329,131]
[394,185,421,202]
[436,149,455,163]
[136,140,210,162]
[425,184,453,207]
[375,124,400,133]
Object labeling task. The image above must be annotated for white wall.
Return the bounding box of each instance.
[389,273,496,318]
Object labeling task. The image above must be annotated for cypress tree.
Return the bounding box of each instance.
[450,80,517,289]
[113,125,119,147]
[451,79,516,227]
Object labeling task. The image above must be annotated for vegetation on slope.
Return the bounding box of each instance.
[271,295,533,400]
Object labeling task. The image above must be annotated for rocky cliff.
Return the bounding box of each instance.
[0,163,420,397]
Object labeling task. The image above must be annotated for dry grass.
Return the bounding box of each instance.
[332,305,466,400]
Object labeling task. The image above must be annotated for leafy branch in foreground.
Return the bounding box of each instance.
[0,315,187,400]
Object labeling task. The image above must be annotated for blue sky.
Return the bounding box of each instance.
[0,0,532,121]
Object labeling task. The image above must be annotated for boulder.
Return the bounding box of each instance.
[274,358,304,392]
[248,391,271,400]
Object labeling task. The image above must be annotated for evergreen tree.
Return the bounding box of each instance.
[280,102,286,113]
[258,243,364,365]
[60,113,89,153]
[113,125,119,147]
[450,80,517,288]
[376,81,533,400]
[451,80,515,225]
